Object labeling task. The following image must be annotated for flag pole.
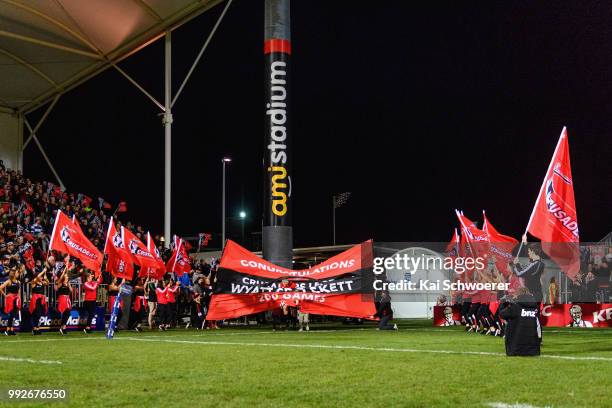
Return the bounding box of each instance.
[47,209,61,258]
[516,126,567,257]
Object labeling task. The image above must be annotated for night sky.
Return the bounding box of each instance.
[23,1,611,248]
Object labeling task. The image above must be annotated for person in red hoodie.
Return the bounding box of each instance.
[82,272,102,334]
[155,280,169,331]
[165,279,180,328]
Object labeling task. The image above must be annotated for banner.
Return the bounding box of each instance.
[146,232,166,279]
[482,211,518,278]
[103,220,134,280]
[49,210,102,273]
[122,227,158,271]
[433,304,612,328]
[456,210,490,259]
[207,240,377,320]
[1,307,105,332]
[165,237,191,276]
[526,127,580,280]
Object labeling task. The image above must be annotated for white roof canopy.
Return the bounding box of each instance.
[0,0,223,114]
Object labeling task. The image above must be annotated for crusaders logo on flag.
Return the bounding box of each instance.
[112,232,124,248]
[60,226,99,260]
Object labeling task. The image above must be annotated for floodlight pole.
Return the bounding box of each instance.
[163,31,173,248]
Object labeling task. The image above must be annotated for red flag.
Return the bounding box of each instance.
[98,197,111,210]
[456,210,490,259]
[166,238,191,276]
[146,232,166,279]
[198,233,212,249]
[103,219,134,280]
[79,195,93,207]
[445,228,460,258]
[526,127,580,280]
[71,214,85,235]
[49,210,102,273]
[482,211,518,278]
[23,201,33,216]
[122,227,159,270]
[52,185,62,198]
[22,243,35,271]
[116,202,128,213]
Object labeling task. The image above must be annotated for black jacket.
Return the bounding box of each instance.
[513,260,544,302]
[499,294,541,356]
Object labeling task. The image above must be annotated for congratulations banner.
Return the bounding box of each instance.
[206,240,377,320]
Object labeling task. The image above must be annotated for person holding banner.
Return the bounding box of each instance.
[55,265,72,335]
[512,240,545,304]
[166,279,180,328]
[155,280,169,331]
[29,270,49,335]
[0,268,22,336]
[83,272,102,333]
[107,278,123,323]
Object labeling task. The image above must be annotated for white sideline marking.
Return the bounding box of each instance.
[0,356,62,364]
[116,337,612,362]
[486,403,551,408]
[3,337,103,344]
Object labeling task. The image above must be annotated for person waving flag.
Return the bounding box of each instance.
[523,127,580,280]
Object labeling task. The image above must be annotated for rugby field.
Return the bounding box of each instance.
[1,320,611,407]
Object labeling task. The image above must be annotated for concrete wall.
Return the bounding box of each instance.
[0,112,22,171]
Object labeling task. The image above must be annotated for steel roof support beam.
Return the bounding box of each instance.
[0,30,101,59]
[0,47,57,87]
[172,0,233,108]
[1,0,100,52]
[24,117,65,189]
[111,63,165,112]
[22,94,60,150]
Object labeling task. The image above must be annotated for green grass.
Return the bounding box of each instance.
[1,320,611,407]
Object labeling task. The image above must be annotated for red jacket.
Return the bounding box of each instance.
[156,287,168,305]
[166,285,179,303]
[83,276,102,301]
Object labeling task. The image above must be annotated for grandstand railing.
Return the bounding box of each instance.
[1,283,110,311]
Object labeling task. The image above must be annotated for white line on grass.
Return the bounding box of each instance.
[0,356,62,364]
[486,402,551,408]
[3,337,104,343]
[115,337,612,362]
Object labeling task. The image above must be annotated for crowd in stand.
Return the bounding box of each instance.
[0,162,220,334]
